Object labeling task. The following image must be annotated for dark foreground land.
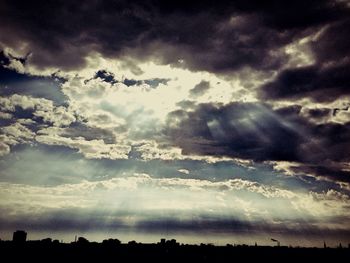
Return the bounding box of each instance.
[1,240,350,262]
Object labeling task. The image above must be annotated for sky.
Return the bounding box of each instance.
[0,0,350,247]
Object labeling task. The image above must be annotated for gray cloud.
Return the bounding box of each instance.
[189,81,210,98]
[0,141,10,157]
[305,108,331,120]
[123,78,170,88]
[62,122,117,144]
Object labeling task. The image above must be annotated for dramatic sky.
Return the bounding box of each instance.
[1,0,350,246]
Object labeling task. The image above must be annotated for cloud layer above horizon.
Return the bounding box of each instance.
[1,0,350,244]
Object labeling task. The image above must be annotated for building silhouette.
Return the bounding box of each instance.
[13,230,27,243]
[160,238,166,245]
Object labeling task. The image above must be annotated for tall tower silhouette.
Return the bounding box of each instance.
[13,230,27,243]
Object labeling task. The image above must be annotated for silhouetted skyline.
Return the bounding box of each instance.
[0,230,348,250]
[1,231,350,262]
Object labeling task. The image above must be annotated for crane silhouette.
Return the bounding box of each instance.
[271,238,280,247]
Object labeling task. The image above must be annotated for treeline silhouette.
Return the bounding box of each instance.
[1,232,349,262]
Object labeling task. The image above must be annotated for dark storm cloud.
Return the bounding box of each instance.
[306,122,350,163]
[259,62,350,102]
[0,0,151,70]
[1,0,348,73]
[231,0,348,30]
[311,19,350,65]
[164,102,350,183]
[92,70,170,88]
[306,108,331,119]
[123,78,170,88]
[274,105,302,116]
[291,164,350,185]
[165,102,304,162]
[260,18,350,102]
[94,70,118,84]
[0,51,10,65]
